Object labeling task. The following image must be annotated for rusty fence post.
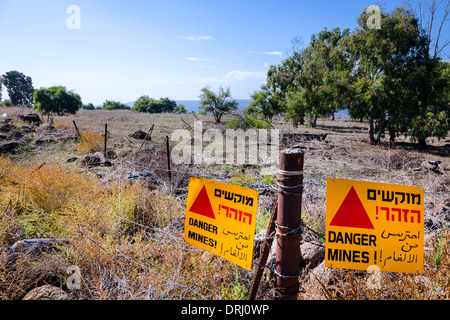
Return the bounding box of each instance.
[275,148,304,300]
[72,120,81,139]
[165,135,172,188]
[104,123,108,157]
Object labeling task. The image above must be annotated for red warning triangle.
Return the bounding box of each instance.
[189,185,216,220]
[330,186,374,229]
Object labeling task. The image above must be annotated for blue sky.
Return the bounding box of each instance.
[1,0,447,105]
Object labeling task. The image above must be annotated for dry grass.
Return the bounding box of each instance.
[0,156,237,300]
[75,130,104,154]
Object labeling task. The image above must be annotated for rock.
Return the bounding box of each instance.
[42,125,56,132]
[105,150,117,159]
[0,141,24,154]
[23,284,70,300]
[81,155,102,167]
[21,126,36,134]
[6,131,24,140]
[18,113,42,125]
[130,130,150,140]
[66,157,78,163]
[102,160,113,167]
[0,123,16,133]
[420,160,444,174]
[35,138,56,145]
[6,239,70,299]
[128,171,152,181]
[253,230,268,259]
[7,238,70,266]
[300,242,325,268]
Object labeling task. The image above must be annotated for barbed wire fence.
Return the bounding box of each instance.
[0,149,449,299]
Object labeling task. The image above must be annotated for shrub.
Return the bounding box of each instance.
[74,130,104,154]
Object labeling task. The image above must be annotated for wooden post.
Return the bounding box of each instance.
[165,135,172,188]
[72,120,81,139]
[275,148,304,300]
[249,199,278,300]
[104,123,108,156]
[138,124,154,152]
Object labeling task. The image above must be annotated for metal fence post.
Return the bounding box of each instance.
[275,148,304,300]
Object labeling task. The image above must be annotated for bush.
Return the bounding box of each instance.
[227,114,272,130]
[101,100,130,110]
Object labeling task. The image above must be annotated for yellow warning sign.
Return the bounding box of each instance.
[325,178,424,274]
[184,177,259,270]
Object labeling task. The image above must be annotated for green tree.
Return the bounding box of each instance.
[341,6,433,144]
[2,71,34,106]
[0,76,4,102]
[199,86,238,123]
[101,100,130,110]
[174,104,187,114]
[132,96,177,113]
[33,86,82,116]
[248,85,283,120]
[409,59,450,146]
[283,27,351,127]
[81,103,96,110]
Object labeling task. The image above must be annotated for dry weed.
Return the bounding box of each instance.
[75,130,104,154]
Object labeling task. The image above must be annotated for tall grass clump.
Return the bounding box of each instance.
[74,130,103,154]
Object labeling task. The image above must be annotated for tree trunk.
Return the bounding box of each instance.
[368,118,376,144]
[376,128,382,144]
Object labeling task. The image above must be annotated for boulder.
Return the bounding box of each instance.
[81,155,102,167]
[420,160,444,174]
[130,130,150,140]
[0,123,16,133]
[18,113,42,125]
[6,131,24,140]
[300,242,325,268]
[23,284,70,300]
[6,239,70,299]
[0,141,24,154]
[7,238,70,266]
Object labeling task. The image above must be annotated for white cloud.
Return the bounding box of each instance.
[248,51,283,58]
[263,62,270,68]
[179,35,215,41]
[196,70,266,84]
[187,57,210,61]
[222,70,266,82]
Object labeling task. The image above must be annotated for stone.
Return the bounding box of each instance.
[81,155,102,167]
[19,113,42,125]
[0,141,24,154]
[23,284,70,300]
[0,123,16,133]
[300,242,325,268]
[420,160,444,174]
[6,131,24,140]
[6,239,70,299]
[66,157,78,163]
[7,238,70,266]
[130,130,150,140]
